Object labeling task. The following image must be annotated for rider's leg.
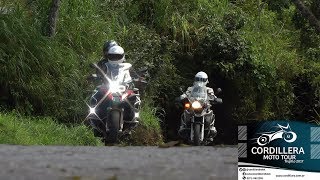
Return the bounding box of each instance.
[178,112,191,138]
[122,95,140,125]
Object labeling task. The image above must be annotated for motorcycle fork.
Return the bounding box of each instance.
[201,117,205,141]
[191,116,205,141]
[191,117,193,141]
[120,108,124,131]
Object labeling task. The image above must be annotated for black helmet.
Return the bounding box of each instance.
[103,40,118,57]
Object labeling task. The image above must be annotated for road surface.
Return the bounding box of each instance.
[0,145,237,180]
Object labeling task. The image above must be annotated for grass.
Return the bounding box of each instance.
[0,104,164,146]
[126,100,164,146]
[0,112,103,146]
[140,101,162,132]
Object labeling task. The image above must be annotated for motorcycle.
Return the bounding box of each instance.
[86,63,141,145]
[179,84,222,146]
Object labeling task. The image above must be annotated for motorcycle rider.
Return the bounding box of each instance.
[95,40,144,88]
[178,71,218,141]
[94,40,124,77]
[89,42,140,137]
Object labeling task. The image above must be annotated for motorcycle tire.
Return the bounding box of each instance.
[257,135,270,146]
[193,123,201,146]
[105,110,120,145]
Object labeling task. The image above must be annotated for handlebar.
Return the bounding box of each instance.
[210,98,223,104]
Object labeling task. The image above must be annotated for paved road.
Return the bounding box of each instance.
[0,145,237,180]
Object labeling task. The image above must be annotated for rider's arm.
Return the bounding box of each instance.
[180,87,192,100]
[123,70,132,84]
[96,59,108,77]
[207,87,216,100]
[122,69,135,89]
[185,87,193,96]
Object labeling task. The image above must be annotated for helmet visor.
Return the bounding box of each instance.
[107,54,124,61]
[195,77,207,83]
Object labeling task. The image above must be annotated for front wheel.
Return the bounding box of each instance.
[105,110,120,145]
[283,131,297,143]
[193,123,201,146]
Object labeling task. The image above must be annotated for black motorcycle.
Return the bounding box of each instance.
[86,64,141,144]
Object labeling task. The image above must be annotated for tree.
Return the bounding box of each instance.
[292,0,320,34]
[47,0,60,37]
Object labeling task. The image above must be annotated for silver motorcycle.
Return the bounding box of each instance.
[179,84,222,146]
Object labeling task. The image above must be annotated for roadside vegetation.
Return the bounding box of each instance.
[0,112,102,145]
[0,0,319,145]
[128,101,163,145]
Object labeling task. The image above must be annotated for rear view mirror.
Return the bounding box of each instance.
[216,88,222,94]
[87,74,99,81]
[138,67,148,73]
[214,98,223,104]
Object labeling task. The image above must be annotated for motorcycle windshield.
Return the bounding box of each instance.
[190,85,207,101]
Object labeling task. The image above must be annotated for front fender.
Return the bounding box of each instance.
[106,108,124,131]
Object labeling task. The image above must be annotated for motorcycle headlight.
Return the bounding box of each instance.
[108,81,126,93]
[192,101,202,109]
[109,82,119,93]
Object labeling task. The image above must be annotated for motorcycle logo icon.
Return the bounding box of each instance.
[257,124,297,146]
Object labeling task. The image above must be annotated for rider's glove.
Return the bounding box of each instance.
[180,94,187,100]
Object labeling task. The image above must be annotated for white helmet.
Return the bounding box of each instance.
[107,45,125,64]
[194,71,208,85]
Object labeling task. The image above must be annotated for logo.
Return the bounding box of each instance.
[250,123,304,163]
[256,123,297,146]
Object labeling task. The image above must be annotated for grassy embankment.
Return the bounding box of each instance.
[0,102,163,145]
[0,112,103,145]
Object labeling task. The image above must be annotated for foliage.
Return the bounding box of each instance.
[0,112,102,145]
[0,0,169,145]
[0,8,86,121]
[129,100,163,145]
[289,0,320,123]
[0,0,320,145]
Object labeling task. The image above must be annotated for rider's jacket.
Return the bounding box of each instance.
[182,85,216,101]
[97,59,132,85]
